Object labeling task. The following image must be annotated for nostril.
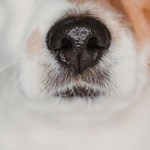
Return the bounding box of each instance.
[87,37,100,51]
[57,38,73,65]
[60,38,72,51]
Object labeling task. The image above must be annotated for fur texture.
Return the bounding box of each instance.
[0,0,150,150]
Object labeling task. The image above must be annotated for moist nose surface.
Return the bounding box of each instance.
[47,17,111,74]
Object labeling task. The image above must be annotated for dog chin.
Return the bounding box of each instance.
[53,85,102,99]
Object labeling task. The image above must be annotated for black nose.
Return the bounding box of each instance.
[47,17,111,74]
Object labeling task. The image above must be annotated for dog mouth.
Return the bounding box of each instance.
[54,86,100,98]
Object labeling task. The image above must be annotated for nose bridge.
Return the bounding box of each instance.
[67,26,90,69]
[68,26,91,48]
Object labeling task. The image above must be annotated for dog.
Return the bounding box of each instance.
[0,0,150,149]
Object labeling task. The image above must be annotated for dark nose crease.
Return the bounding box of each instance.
[47,17,111,74]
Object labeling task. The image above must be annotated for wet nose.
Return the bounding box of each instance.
[47,17,111,74]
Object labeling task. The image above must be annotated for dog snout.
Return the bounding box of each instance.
[47,17,111,74]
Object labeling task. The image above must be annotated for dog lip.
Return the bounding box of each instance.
[54,86,100,98]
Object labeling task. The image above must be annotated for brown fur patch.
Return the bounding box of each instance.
[69,0,150,45]
[121,0,150,45]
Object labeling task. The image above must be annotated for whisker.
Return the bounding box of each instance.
[0,73,17,112]
[0,60,20,73]
[8,78,21,111]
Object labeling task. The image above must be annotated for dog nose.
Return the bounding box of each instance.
[47,17,111,74]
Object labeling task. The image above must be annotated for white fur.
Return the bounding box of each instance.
[19,1,139,101]
[0,0,150,150]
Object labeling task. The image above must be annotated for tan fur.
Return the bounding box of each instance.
[69,0,150,45]
[121,0,150,45]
